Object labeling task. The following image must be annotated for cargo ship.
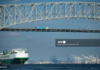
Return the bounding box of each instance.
[0,48,29,64]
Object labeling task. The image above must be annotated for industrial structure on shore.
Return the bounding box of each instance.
[72,53,100,64]
[25,53,100,64]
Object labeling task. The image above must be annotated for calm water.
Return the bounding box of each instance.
[0,64,100,70]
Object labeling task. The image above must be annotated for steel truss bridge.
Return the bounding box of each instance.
[0,2,100,33]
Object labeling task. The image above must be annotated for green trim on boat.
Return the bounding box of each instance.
[0,58,28,64]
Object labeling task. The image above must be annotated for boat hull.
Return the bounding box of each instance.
[0,58,28,64]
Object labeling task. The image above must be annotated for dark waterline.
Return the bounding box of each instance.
[0,64,100,70]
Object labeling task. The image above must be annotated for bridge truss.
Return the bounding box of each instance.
[0,2,100,29]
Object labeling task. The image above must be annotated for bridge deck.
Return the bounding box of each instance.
[0,28,100,33]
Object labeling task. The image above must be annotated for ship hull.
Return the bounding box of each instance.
[0,58,28,64]
[0,48,29,64]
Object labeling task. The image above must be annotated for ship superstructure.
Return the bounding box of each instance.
[0,48,29,64]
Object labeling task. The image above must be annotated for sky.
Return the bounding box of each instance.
[0,0,100,61]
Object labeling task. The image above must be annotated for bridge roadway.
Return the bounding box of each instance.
[0,28,100,33]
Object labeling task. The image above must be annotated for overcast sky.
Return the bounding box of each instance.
[0,0,100,61]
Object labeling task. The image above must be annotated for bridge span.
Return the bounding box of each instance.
[1,28,100,33]
[0,2,100,30]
